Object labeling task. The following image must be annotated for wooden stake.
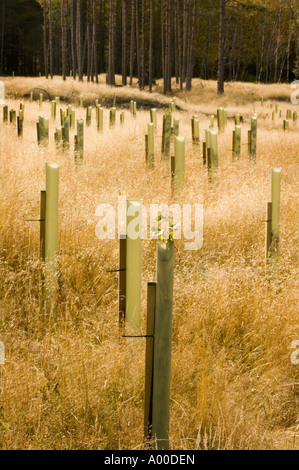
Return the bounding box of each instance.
[40,190,46,260]
[147,122,155,169]
[173,136,185,202]
[119,237,126,328]
[270,168,281,263]
[144,282,156,441]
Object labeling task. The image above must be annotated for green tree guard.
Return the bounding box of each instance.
[233,125,241,161]
[75,119,84,163]
[110,107,116,127]
[162,111,172,160]
[152,241,174,451]
[126,199,142,333]
[147,122,155,169]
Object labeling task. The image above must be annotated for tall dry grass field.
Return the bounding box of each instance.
[0,77,298,450]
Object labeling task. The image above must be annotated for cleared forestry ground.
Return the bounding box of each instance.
[0,76,298,450]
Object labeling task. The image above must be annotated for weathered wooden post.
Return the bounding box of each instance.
[270,168,281,263]
[119,236,127,329]
[235,114,241,125]
[144,282,156,441]
[232,125,241,161]
[79,96,84,107]
[172,136,185,202]
[152,241,174,451]
[39,93,43,107]
[147,122,155,169]
[17,109,23,137]
[283,120,289,131]
[208,131,219,183]
[203,142,207,166]
[40,190,46,260]
[145,134,149,163]
[126,199,142,333]
[205,129,212,168]
[265,202,272,266]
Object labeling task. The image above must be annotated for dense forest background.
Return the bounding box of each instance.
[0,0,298,93]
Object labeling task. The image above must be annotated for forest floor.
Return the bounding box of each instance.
[0,76,298,450]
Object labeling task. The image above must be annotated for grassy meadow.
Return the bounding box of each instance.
[0,76,298,450]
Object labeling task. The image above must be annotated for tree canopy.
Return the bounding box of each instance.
[0,0,298,90]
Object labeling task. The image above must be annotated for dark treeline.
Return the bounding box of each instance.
[0,0,298,94]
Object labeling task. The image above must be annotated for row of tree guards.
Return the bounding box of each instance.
[1,89,286,447]
[39,155,281,449]
[3,93,297,161]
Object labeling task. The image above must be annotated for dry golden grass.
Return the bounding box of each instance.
[0,77,298,450]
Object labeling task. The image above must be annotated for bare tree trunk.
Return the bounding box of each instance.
[122,0,127,85]
[87,2,91,82]
[93,0,98,83]
[135,0,140,87]
[182,0,189,84]
[161,0,165,84]
[129,0,135,85]
[217,0,226,94]
[140,0,145,90]
[77,0,83,81]
[0,0,5,76]
[165,0,172,93]
[186,0,196,91]
[149,0,154,92]
[49,0,53,78]
[43,0,48,78]
[107,0,115,85]
[61,0,67,80]
[70,0,76,79]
